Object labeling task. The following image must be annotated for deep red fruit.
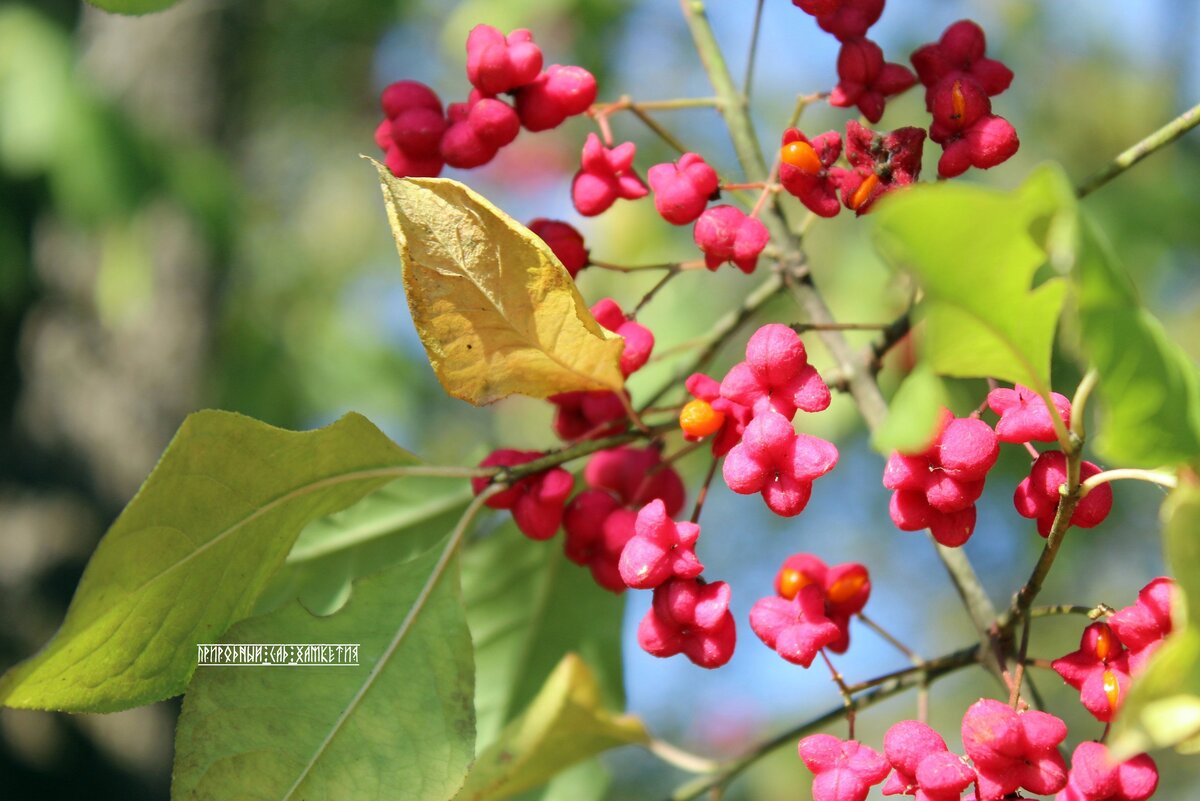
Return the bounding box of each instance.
[778,129,843,218]
[571,134,648,216]
[471,449,574,540]
[832,120,925,214]
[515,64,598,131]
[637,577,736,668]
[527,218,588,278]
[465,25,543,96]
[828,38,917,123]
[1013,450,1113,536]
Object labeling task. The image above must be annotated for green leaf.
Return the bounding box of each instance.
[84,0,183,15]
[873,361,949,454]
[0,411,415,712]
[463,523,626,747]
[256,476,473,616]
[373,163,626,405]
[172,535,475,801]
[1110,478,1200,758]
[454,655,647,801]
[1074,219,1200,467]
[873,164,1075,392]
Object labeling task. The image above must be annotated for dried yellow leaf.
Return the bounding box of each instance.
[374,164,626,405]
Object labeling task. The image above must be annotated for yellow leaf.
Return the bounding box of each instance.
[374,164,626,405]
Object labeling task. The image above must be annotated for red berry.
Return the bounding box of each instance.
[527,218,588,278]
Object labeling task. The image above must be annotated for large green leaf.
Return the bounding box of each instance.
[85,0,184,15]
[873,164,1074,393]
[454,655,647,801]
[1111,478,1200,758]
[0,411,416,712]
[463,523,626,747]
[172,534,475,801]
[256,476,473,616]
[1074,220,1200,467]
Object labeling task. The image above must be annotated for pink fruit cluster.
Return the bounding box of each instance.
[376,25,596,178]
[884,410,999,547]
[912,20,1019,178]
[798,701,1160,801]
[572,134,648,216]
[1051,577,1176,722]
[718,324,838,517]
[1015,450,1113,536]
[471,449,573,541]
[749,554,871,666]
[548,298,652,440]
[780,121,926,217]
[563,446,684,592]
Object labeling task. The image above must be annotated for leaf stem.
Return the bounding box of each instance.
[742,0,765,101]
[1079,468,1178,495]
[647,737,721,774]
[1077,100,1200,198]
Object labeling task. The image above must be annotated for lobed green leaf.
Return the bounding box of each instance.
[0,411,415,712]
[872,164,1075,393]
[172,535,475,801]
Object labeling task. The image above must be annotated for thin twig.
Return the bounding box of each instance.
[1077,100,1200,197]
[742,0,765,101]
[857,612,923,666]
[690,454,721,524]
[819,650,856,739]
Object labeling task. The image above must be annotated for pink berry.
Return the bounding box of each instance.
[618,499,704,589]
[961,700,1068,800]
[1013,451,1113,536]
[720,323,831,419]
[832,120,925,214]
[1057,741,1158,801]
[722,410,838,517]
[515,64,598,131]
[637,577,736,668]
[911,20,1014,108]
[465,25,543,96]
[828,37,916,124]
[987,384,1072,443]
[684,372,752,457]
[692,205,770,274]
[936,417,1000,481]
[797,734,891,801]
[779,129,843,218]
[1109,576,1176,674]
[647,152,720,225]
[380,79,442,118]
[1051,622,1132,722]
[384,145,444,179]
[813,0,884,41]
[571,133,648,216]
[527,218,588,278]
[471,449,574,540]
[750,584,841,667]
[882,720,976,801]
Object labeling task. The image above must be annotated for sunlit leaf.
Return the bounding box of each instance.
[872,361,949,454]
[0,411,415,712]
[1075,220,1200,467]
[454,654,647,801]
[872,164,1074,393]
[172,535,475,801]
[85,0,184,15]
[374,164,625,405]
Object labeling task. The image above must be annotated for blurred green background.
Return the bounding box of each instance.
[0,0,1198,798]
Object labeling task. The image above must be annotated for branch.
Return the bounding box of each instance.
[678,0,1001,668]
[1077,100,1200,198]
[665,643,980,801]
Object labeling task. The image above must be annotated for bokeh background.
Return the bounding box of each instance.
[1,0,1199,798]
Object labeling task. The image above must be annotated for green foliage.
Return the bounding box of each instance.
[873,361,949,454]
[463,523,626,746]
[85,0,184,15]
[872,165,1074,393]
[256,476,473,617]
[172,537,475,801]
[0,411,416,712]
[1112,478,1200,758]
[1074,220,1200,467]
[455,654,648,801]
